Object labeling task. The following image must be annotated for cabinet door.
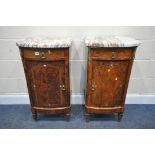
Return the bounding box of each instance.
[25,60,67,108]
[89,60,130,108]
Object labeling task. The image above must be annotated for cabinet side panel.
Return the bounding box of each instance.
[64,48,70,106]
[20,48,36,107]
[86,48,93,107]
[121,49,136,106]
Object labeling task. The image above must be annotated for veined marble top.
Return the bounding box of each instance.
[16,38,72,48]
[85,36,141,47]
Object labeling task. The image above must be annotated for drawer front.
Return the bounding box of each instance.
[22,49,65,60]
[91,48,135,60]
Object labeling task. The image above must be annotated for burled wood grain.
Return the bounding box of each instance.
[85,47,136,121]
[20,47,71,120]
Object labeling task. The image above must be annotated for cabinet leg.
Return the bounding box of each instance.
[31,109,37,121]
[65,112,71,122]
[85,112,90,122]
[117,113,123,122]
[32,112,37,121]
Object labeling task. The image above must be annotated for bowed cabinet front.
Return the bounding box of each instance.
[85,47,136,121]
[20,48,71,120]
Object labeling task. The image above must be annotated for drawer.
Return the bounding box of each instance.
[90,48,135,60]
[22,48,66,60]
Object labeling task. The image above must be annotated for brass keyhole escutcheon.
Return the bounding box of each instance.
[112,52,116,59]
[41,52,46,59]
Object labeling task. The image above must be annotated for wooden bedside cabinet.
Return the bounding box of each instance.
[17,38,71,121]
[84,36,141,121]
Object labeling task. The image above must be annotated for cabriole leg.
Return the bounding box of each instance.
[85,112,90,122]
[65,112,71,122]
[118,112,123,122]
[31,108,37,121]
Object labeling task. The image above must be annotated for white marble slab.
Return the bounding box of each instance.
[16,38,72,48]
[85,36,141,47]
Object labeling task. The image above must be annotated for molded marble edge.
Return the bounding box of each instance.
[16,37,72,48]
[85,36,141,48]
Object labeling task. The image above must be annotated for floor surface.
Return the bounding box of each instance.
[0,104,155,129]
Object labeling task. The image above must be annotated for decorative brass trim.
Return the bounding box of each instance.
[33,105,71,110]
[91,85,97,91]
[60,84,66,91]
[85,105,123,110]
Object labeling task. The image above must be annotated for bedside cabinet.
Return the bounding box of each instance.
[17,38,71,121]
[84,36,141,121]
